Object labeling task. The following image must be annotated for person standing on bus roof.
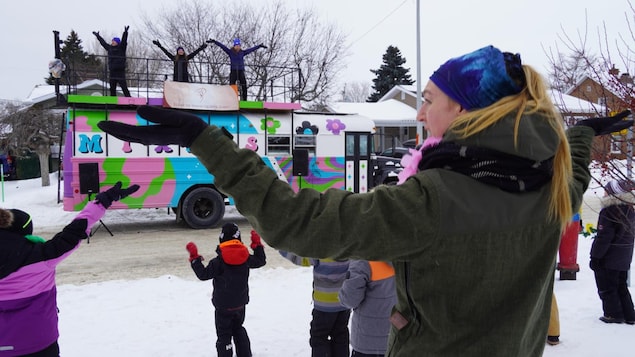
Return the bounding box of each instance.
[93,26,131,97]
[152,40,207,82]
[207,38,267,101]
[97,45,633,356]
[0,182,139,356]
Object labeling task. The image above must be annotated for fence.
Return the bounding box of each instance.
[57,54,302,103]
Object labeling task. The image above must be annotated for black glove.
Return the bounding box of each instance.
[260,43,268,49]
[97,105,209,147]
[92,31,99,36]
[201,43,208,49]
[575,110,633,136]
[124,25,130,32]
[206,39,216,44]
[589,258,601,271]
[152,40,160,46]
[95,181,140,209]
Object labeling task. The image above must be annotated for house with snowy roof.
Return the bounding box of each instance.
[328,84,607,152]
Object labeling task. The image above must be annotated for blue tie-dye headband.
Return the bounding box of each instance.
[429,45,524,110]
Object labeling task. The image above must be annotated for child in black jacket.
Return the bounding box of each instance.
[590,179,635,324]
[0,181,138,356]
[186,223,266,357]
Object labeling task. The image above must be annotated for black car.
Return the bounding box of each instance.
[371,148,408,187]
[379,147,410,159]
[402,139,418,148]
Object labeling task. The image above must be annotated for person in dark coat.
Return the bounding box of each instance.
[0,182,138,356]
[186,223,266,357]
[152,40,207,82]
[590,179,635,324]
[207,38,266,101]
[93,26,131,97]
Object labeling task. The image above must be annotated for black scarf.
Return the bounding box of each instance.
[418,142,553,193]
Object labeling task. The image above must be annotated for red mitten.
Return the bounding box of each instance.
[250,230,263,250]
[186,242,202,262]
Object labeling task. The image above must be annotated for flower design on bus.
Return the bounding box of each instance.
[296,121,319,135]
[261,117,281,134]
[155,145,173,153]
[326,119,346,135]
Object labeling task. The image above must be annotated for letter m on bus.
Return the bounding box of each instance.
[78,134,104,154]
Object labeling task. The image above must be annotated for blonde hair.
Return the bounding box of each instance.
[448,65,573,230]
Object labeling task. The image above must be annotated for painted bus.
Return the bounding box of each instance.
[62,82,379,228]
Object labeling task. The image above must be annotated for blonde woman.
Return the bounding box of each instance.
[98,45,631,356]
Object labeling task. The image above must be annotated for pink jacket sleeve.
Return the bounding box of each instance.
[74,201,107,235]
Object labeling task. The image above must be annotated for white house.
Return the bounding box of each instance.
[328,84,604,150]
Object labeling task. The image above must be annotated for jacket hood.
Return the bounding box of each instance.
[601,191,635,208]
[444,111,560,161]
[218,239,249,265]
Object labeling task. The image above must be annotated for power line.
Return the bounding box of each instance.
[351,0,409,44]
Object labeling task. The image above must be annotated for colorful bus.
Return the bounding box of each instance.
[62,82,377,228]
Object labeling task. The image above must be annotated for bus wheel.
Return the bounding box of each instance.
[181,187,225,229]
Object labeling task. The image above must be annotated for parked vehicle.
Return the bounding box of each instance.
[379,146,410,158]
[402,139,418,148]
[371,154,403,186]
[62,82,378,228]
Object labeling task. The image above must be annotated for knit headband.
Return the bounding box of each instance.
[429,45,524,110]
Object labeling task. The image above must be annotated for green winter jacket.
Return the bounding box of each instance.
[190,111,593,357]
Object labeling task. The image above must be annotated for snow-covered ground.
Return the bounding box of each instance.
[2,174,635,356]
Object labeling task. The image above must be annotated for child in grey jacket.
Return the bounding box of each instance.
[339,260,396,357]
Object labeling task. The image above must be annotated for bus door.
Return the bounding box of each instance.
[345,132,372,193]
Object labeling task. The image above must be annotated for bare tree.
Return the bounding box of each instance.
[340,81,373,102]
[0,102,61,186]
[545,6,635,109]
[546,45,599,93]
[138,0,348,105]
[545,2,635,189]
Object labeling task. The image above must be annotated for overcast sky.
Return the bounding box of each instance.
[0,0,632,101]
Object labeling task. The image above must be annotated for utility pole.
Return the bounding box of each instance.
[415,0,423,145]
[53,31,63,106]
[628,113,633,179]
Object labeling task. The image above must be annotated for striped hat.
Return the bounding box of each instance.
[604,179,634,196]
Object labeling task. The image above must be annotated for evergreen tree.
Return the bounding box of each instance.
[45,30,103,85]
[367,46,414,102]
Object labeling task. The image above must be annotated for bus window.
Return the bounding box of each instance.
[346,134,355,156]
[267,135,291,155]
[294,135,316,156]
[359,135,369,156]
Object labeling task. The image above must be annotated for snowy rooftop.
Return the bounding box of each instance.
[328,88,603,125]
[327,99,417,125]
[549,89,606,115]
[25,79,163,104]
